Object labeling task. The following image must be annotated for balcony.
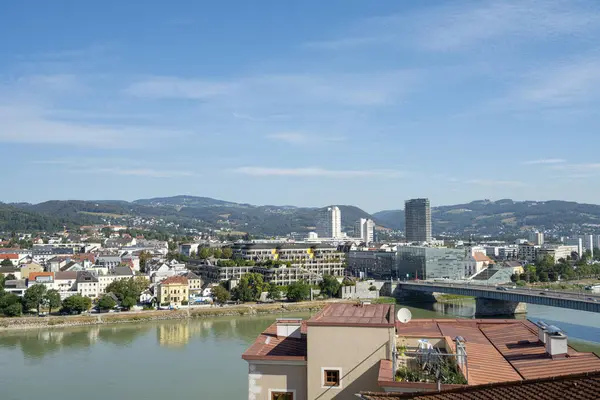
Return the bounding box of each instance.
[390,335,468,388]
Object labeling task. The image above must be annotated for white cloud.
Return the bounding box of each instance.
[232,166,404,178]
[81,167,195,178]
[521,158,566,165]
[0,105,183,148]
[125,71,417,106]
[125,76,231,99]
[267,132,344,145]
[465,179,525,187]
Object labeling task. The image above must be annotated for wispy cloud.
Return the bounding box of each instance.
[125,76,231,99]
[549,162,600,171]
[521,158,566,165]
[267,132,344,145]
[232,166,404,178]
[465,179,525,187]
[81,167,195,178]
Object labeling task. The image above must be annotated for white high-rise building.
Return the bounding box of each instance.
[528,231,544,246]
[355,218,375,244]
[316,206,342,238]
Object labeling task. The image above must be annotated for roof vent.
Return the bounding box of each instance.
[536,320,549,344]
[545,325,568,358]
[276,318,302,339]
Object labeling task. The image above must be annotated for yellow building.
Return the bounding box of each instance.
[157,276,189,307]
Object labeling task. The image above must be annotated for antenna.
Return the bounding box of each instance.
[397,308,412,324]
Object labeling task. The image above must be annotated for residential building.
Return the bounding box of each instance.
[536,245,579,263]
[54,271,79,297]
[517,243,539,263]
[3,279,27,296]
[182,271,203,292]
[395,246,468,280]
[195,263,255,283]
[19,262,44,278]
[97,266,135,293]
[27,272,55,289]
[243,304,600,399]
[497,245,519,260]
[404,198,432,243]
[528,231,544,246]
[316,206,342,239]
[355,218,376,244]
[179,243,200,257]
[0,265,21,279]
[96,255,122,269]
[0,253,19,266]
[76,271,99,299]
[157,276,189,307]
[231,242,345,285]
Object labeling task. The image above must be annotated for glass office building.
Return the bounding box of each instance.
[396,246,467,280]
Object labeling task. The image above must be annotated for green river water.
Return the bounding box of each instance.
[0,302,599,400]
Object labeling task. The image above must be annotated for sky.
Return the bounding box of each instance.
[1,0,600,212]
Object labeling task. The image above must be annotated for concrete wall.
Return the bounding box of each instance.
[475,298,527,316]
[307,325,393,400]
[248,362,307,400]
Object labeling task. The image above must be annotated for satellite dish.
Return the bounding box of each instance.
[397,308,412,324]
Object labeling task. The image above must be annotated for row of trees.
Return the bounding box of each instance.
[0,279,92,317]
[511,253,600,284]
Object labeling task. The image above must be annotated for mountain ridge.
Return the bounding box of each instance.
[4,196,600,236]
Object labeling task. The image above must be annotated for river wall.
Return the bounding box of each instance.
[0,301,332,332]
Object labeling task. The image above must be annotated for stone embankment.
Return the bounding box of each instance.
[0,301,331,332]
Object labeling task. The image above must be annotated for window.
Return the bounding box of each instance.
[323,369,340,387]
[271,391,293,400]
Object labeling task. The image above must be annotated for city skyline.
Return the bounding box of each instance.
[2,1,600,210]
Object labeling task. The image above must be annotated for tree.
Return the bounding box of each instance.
[139,251,152,273]
[198,247,211,259]
[267,283,281,301]
[61,294,91,314]
[5,274,17,281]
[222,247,233,259]
[538,271,549,282]
[319,275,341,298]
[105,277,148,310]
[232,273,267,302]
[3,303,22,317]
[0,292,22,316]
[1,258,13,266]
[211,285,230,305]
[510,274,519,283]
[0,274,5,290]
[44,289,61,314]
[23,284,47,313]
[286,281,310,302]
[97,295,117,311]
[213,248,223,259]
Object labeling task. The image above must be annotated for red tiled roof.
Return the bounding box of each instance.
[159,276,188,285]
[360,370,600,399]
[307,303,395,327]
[472,253,493,263]
[480,322,600,380]
[0,254,18,259]
[242,321,307,361]
[397,319,522,385]
[28,272,54,281]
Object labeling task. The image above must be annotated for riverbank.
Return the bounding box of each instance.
[0,301,333,332]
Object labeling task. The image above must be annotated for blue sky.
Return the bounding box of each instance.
[2,0,600,212]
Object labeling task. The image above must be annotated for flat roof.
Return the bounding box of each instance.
[307,303,395,328]
[396,319,600,385]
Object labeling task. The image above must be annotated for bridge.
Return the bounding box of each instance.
[395,281,600,315]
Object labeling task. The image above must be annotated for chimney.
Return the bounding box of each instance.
[545,325,568,358]
[536,321,549,344]
[276,318,302,339]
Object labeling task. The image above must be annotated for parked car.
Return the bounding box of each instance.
[496,287,509,291]
[539,292,547,296]
[587,297,598,302]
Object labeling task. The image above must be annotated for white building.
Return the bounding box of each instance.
[355,218,375,244]
[316,206,342,239]
[565,238,584,257]
[528,231,544,246]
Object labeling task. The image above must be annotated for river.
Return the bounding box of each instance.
[0,302,599,400]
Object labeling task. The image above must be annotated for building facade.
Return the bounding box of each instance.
[395,246,467,280]
[316,206,342,239]
[157,276,189,307]
[404,198,432,243]
[355,218,375,244]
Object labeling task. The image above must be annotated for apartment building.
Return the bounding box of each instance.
[243,304,600,399]
[232,242,345,285]
[405,198,432,243]
[97,266,135,293]
[355,218,376,244]
[316,206,342,239]
[517,243,539,262]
